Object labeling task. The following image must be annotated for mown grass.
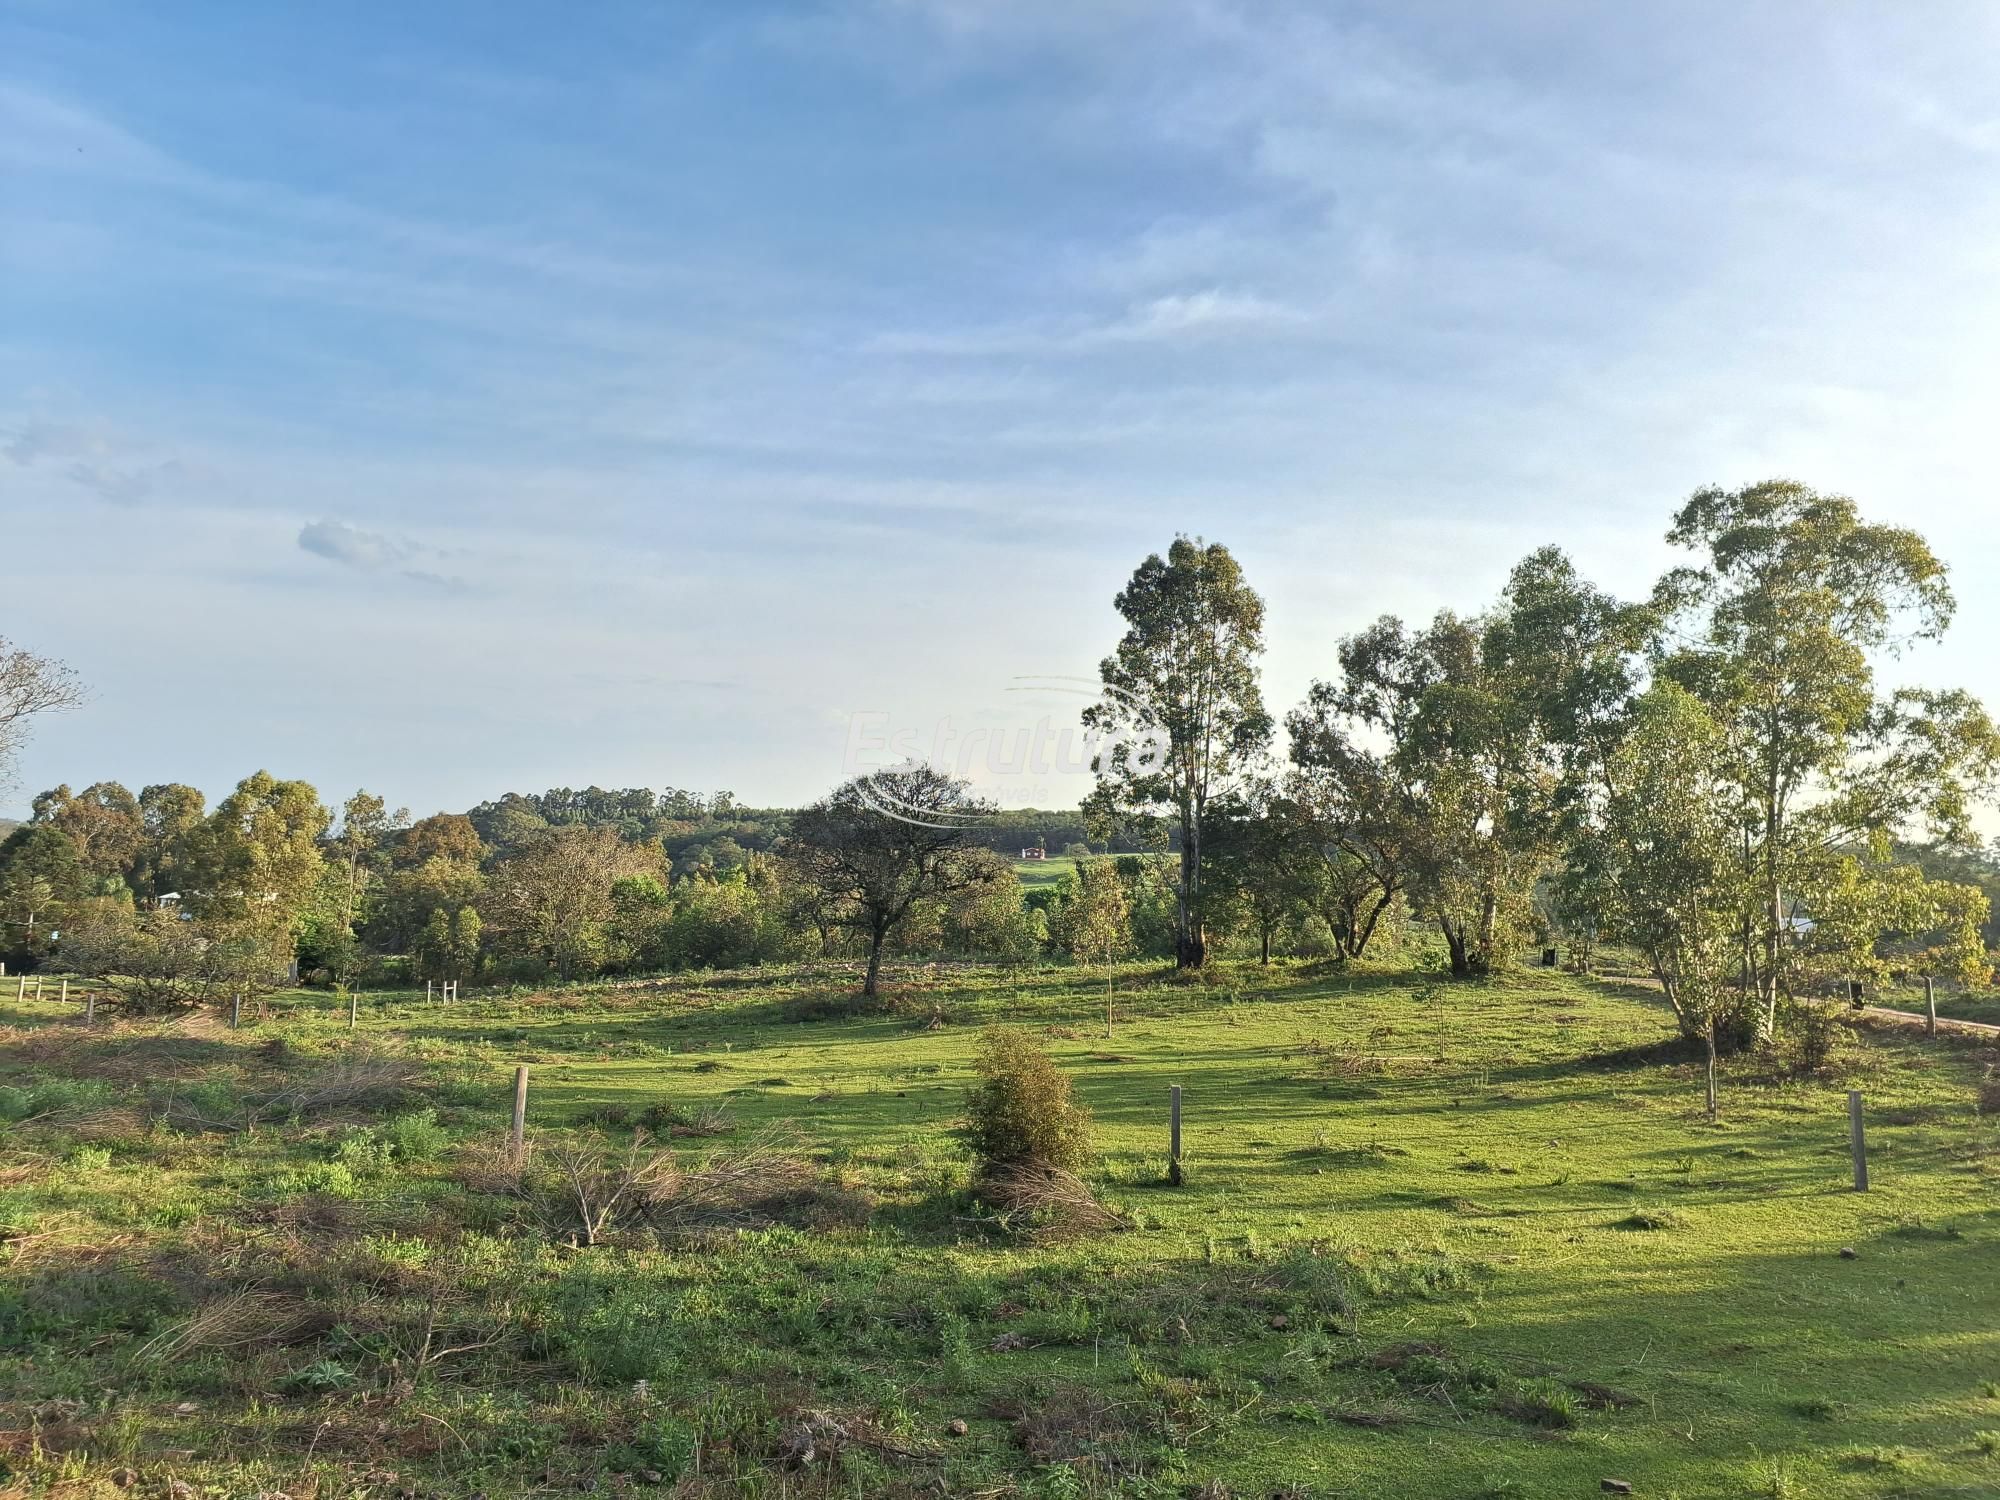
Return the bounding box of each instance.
[1012,855,1080,892]
[2,958,1998,1498]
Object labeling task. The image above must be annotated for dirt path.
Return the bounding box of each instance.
[1858,1004,2000,1039]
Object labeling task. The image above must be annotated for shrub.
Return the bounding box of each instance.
[383,1108,450,1162]
[1777,999,1849,1075]
[962,1027,1092,1177]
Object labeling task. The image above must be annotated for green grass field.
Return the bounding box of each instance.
[3,960,1998,1498]
[1013,854,1079,891]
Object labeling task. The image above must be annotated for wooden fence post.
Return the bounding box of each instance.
[12,974,21,1002]
[83,992,95,1025]
[1168,1084,1183,1187]
[511,1065,530,1165]
[32,976,41,1000]
[1924,976,1937,1037]
[348,988,359,1030]
[230,993,242,1030]
[59,978,67,1004]
[426,979,434,1003]
[1848,1090,1868,1192]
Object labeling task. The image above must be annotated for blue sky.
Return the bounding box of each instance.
[6,1,2000,818]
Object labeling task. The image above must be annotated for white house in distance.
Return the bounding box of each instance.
[1019,846,1046,860]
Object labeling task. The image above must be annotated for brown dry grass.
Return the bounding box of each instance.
[977,1163,1129,1243]
[134,1289,332,1363]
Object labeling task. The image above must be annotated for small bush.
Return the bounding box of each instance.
[331,1127,396,1175]
[1778,1000,1849,1075]
[383,1108,450,1162]
[962,1027,1092,1177]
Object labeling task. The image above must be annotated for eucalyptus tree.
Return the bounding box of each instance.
[1293,608,1558,977]
[329,790,408,933]
[131,783,206,906]
[1655,480,2000,1038]
[187,772,331,971]
[1596,684,1746,1110]
[30,782,143,886]
[1085,537,1272,968]
[1207,783,1320,963]
[1285,715,1409,961]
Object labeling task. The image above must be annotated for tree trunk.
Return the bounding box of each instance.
[863,930,885,996]
[1260,926,1271,964]
[1758,738,1783,1043]
[1352,887,1391,959]
[1179,927,1206,968]
[1327,904,1354,959]
[1176,819,1204,969]
[1441,918,1471,977]
[1703,1022,1719,1121]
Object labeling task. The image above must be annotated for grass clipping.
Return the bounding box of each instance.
[520,1126,872,1246]
[979,1162,1129,1243]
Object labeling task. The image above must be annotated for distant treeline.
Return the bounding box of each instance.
[461,787,1157,871]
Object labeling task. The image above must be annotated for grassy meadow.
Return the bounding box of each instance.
[2,959,1999,1499]
[1011,855,1081,893]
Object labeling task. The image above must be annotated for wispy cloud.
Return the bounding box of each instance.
[296,521,465,591]
[871,287,1308,356]
[4,417,190,505]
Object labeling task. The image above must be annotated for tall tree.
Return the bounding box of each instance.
[1085,537,1272,968]
[393,813,485,869]
[1296,611,1556,976]
[1281,731,1408,961]
[1656,480,2000,1037]
[1208,785,1319,963]
[131,783,207,905]
[31,782,143,886]
[329,790,407,933]
[0,823,86,956]
[481,825,649,979]
[783,764,1002,996]
[0,637,85,792]
[187,772,330,970]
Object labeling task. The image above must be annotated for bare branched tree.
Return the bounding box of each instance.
[0,636,86,791]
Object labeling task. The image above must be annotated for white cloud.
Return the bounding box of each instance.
[296,521,465,591]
